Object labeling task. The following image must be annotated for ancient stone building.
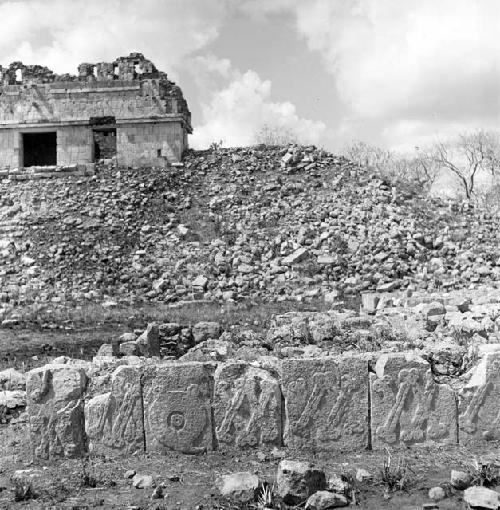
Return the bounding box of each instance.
[0,53,192,170]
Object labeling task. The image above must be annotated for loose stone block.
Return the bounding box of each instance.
[214,361,282,447]
[459,347,500,443]
[282,355,369,450]
[27,364,87,459]
[370,353,457,448]
[143,362,214,453]
[85,365,144,455]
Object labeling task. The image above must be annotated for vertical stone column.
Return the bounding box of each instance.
[282,355,369,451]
[143,362,214,454]
[459,346,500,443]
[85,365,145,456]
[27,364,88,459]
[214,361,282,448]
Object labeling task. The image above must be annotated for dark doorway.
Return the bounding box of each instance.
[22,132,57,167]
[93,128,117,161]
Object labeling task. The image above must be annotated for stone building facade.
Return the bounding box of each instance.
[0,53,192,170]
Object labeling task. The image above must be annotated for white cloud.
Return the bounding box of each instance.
[0,0,231,74]
[245,0,500,148]
[189,58,326,148]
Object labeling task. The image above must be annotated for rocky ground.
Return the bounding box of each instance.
[0,420,498,509]
[1,145,500,508]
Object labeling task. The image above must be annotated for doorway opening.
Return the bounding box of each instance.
[93,128,117,161]
[22,132,57,167]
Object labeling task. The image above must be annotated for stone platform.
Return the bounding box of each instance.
[25,347,500,459]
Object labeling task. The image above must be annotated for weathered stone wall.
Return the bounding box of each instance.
[118,122,185,166]
[0,81,182,125]
[26,346,500,459]
[0,130,17,169]
[57,126,93,166]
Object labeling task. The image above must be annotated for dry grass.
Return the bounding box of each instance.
[6,298,342,333]
[379,450,414,493]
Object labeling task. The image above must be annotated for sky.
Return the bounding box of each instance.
[0,0,499,152]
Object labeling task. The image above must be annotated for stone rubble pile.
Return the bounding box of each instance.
[24,340,500,460]
[0,145,499,314]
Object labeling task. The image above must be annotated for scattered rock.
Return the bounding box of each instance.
[463,486,500,509]
[428,486,446,501]
[136,323,160,356]
[132,474,155,489]
[355,468,372,483]
[216,472,259,497]
[277,460,327,505]
[305,490,349,509]
[450,469,472,490]
[192,322,222,344]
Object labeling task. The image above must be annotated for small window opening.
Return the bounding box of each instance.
[157,149,162,157]
[15,69,22,83]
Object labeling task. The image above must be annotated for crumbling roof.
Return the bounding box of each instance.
[0,52,191,121]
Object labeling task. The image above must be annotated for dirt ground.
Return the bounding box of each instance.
[0,421,497,509]
[0,328,111,371]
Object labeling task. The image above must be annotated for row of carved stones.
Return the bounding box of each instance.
[26,350,500,459]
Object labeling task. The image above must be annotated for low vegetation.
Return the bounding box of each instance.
[379,450,414,494]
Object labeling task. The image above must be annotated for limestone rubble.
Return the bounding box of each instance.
[0,145,499,316]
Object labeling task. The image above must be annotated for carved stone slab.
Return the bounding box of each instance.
[85,365,144,455]
[143,362,214,453]
[370,353,457,448]
[282,355,369,450]
[26,364,87,459]
[214,361,281,447]
[459,349,500,443]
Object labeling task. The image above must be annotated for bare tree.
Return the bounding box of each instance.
[411,147,440,190]
[254,124,298,146]
[343,140,439,191]
[431,130,500,199]
[343,140,393,169]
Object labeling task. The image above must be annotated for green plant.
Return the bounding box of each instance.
[467,459,500,487]
[12,480,37,502]
[339,467,358,504]
[379,450,413,493]
[256,482,276,509]
[80,456,99,488]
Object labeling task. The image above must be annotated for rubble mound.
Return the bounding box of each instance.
[0,144,498,309]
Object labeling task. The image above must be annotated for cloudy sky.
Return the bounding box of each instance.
[1,0,499,152]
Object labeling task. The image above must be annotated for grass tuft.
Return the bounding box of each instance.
[467,459,500,487]
[379,450,413,493]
